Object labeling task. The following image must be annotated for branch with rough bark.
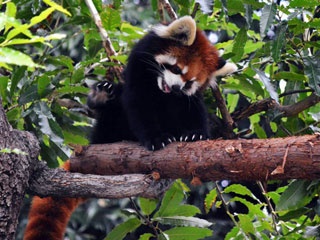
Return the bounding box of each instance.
[232,93,320,121]
[70,134,320,182]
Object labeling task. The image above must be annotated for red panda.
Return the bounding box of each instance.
[24,16,236,240]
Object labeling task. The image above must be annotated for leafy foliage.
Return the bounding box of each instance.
[1,0,319,239]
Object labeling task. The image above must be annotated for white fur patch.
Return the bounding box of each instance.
[163,70,185,88]
[157,76,163,91]
[185,80,200,96]
[182,66,189,74]
[212,63,238,77]
[155,54,177,65]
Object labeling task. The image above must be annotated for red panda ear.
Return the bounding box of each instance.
[153,16,196,46]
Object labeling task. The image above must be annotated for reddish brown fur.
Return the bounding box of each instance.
[169,29,220,88]
[24,161,86,240]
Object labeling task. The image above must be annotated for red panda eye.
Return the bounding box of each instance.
[171,66,182,75]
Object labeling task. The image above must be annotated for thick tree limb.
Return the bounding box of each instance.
[27,161,172,199]
[70,135,320,181]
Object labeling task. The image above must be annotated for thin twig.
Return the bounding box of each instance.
[129,198,159,238]
[279,89,314,98]
[158,0,177,20]
[191,2,200,18]
[84,0,123,81]
[157,1,165,23]
[256,181,279,235]
[215,182,250,240]
[294,120,320,135]
[211,87,236,139]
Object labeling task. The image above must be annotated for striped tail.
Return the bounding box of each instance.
[24,161,85,240]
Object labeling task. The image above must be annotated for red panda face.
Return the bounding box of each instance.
[154,29,220,96]
[152,16,237,95]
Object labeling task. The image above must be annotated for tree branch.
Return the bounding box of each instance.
[70,135,320,182]
[28,161,172,199]
[84,0,123,81]
[232,93,320,121]
[158,0,177,20]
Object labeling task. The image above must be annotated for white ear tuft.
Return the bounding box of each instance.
[153,16,197,46]
[212,63,238,77]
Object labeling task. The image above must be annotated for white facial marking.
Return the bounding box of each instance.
[185,80,200,96]
[157,76,163,91]
[182,66,189,74]
[163,70,185,89]
[155,54,177,65]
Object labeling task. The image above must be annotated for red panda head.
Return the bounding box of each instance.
[152,16,237,95]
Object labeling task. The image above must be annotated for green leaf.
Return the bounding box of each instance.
[18,85,40,105]
[0,47,43,68]
[57,86,89,94]
[254,123,267,139]
[105,218,141,240]
[276,180,314,211]
[63,131,89,145]
[260,3,277,38]
[138,197,158,216]
[5,2,16,33]
[274,72,307,82]
[303,56,320,96]
[162,227,212,240]
[46,55,74,71]
[42,0,72,16]
[139,233,154,240]
[33,102,64,144]
[30,7,55,26]
[154,216,212,228]
[37,74,51,97]
[278,207,310,221]
[227,0,245,14]
[272,22,287,62]
[204,188,217,214]
[167,205,201,217]
[232,27,247,63]
[225,226,240,240]
[289,0,320,7]
[253,68,279,102]
[228,197,265,217]
[10,66,26,96]
[101,7,121,31]
[224,184,257,200]
[154,182,184,218]
[0,76,9,101]
[238,214,255,234]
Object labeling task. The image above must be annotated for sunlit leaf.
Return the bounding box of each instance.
[0,47,43,68]
[154,182,184,218]
[138,197,158,216]
[162,227,212,240]
[105,218,141,240]
[43,0,72,16]
[205,188,217,214]
[154,216,212,228]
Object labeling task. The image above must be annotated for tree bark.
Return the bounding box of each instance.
[70,135,320,181]
[0,98,40,240]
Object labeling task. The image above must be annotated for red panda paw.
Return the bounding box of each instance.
[179,132,209,142]
[143,134,176,151]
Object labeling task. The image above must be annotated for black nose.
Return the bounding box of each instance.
[171,85,181,92]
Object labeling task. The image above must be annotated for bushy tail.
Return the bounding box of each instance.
[24,161,85,240]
